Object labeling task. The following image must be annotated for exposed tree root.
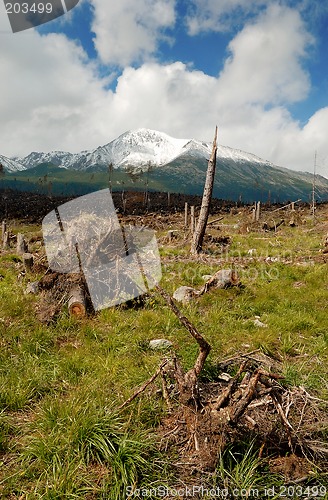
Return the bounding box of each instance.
[120,287,328,479]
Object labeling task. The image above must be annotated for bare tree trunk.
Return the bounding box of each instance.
[191,126,218,254]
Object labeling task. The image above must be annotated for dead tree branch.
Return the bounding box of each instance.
[118,360,168,410]
[156,285,211,378]
[156,285,211,406]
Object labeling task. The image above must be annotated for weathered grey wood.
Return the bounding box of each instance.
[255,201,261,221]
[207,216,224,225]
[190,206,195,234]
[1,220,6,241]
[2,231,9,249]
[16,233,28,254]
[191,126,218,254]
[272,199,301,212]
[68,286,86,317]
[184,202,188,228]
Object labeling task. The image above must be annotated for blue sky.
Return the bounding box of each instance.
[0,0,327,176]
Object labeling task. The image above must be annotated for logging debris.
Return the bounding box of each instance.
[118,287,328,480]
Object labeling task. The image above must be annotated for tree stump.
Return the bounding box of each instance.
[2,231,9,250]
[16,233,28,254]
[23,253,34,271]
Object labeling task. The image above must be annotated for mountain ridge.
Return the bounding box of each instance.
[7,128,282,173]
[1,128,328,202]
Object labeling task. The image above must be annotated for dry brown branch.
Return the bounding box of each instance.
[229,369,262,424]
[118,360,168,410]
[156,285,211,379]
[161,369,174,412]
[213,361,248,410]
[207,216,224,225]
[299,386,328,403]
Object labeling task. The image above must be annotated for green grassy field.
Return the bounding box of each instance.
[0,203,327,498]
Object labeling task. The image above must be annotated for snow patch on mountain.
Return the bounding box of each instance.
[93,129,189,168]
[0,154,26,173]
[7,128,280,173]
[217,145,276,167]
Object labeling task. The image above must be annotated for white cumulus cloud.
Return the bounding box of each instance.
[216,5,313,106]
[186,0,269,35]
[0,1,327,178]
[90,0,176,66]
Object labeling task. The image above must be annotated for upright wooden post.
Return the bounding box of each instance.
[1,221,7,248]
[2,231,9,250]
[191,126,218,254]
[190,206,195,234]
[122,190,127,215]
[184,202,188,228]
[1,220,6,239]
[255,201,261,221]
[16,233,28,254]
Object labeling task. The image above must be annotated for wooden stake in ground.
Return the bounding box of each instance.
[16,233,28,254]
[1,220,6,242]
[184,202,188,228]
[2,231,9,250]
[191,126,218,254]
[190,206,195,234]
[255,201,261,221]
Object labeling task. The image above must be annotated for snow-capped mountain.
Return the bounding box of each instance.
[3,128,328,202]
[11,128,277,173]
[0,154,26,173]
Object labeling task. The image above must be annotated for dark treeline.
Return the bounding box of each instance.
[0,188,318,223]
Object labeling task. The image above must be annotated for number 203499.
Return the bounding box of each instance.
[277,485,326,497]
[5,3,53,14]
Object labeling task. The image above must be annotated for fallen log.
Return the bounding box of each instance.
[262,219,285,231]
[68,285,86,317]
